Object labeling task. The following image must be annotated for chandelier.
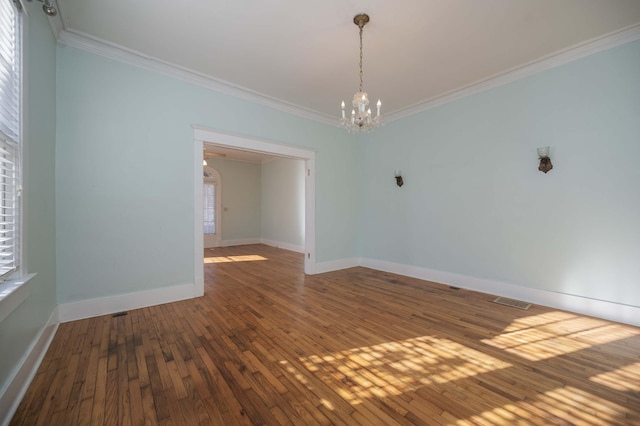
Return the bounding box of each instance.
[339,13,382,133]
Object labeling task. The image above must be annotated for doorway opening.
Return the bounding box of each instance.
[193,127,316,297]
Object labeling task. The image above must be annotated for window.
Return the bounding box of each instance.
[203,182,216,235]
[0,0,22,280]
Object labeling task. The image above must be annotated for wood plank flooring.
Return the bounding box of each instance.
[10,244,640,425]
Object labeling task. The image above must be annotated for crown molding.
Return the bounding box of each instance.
[56,29,337,126]
[55,23,640,127]
[386,23,640,123]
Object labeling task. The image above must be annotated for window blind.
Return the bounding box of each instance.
[0,0,20,279]
[0,135,17,276]
[0,0,20,141]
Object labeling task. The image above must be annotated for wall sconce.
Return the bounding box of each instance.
[394,170,404,187]
[537,146,553,174]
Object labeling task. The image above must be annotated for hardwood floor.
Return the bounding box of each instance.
[11,244,640,425]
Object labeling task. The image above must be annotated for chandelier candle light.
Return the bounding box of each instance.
[339,13,382,132]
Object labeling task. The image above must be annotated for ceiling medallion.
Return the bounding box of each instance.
[339,13,382,133]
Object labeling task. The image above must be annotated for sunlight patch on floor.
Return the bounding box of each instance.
[279,359,338,411]
[204,255,268,263]
[501,311,578,333]
[464,405,523,425]
[569,323,640,345]
[590,362,640,392]
[466,385,634,425]
[533,386,633,424]
[297,335,511,405]
[482,312,639,361]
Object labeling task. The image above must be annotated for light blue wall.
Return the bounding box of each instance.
[206,159,262,241]
[207,157,305,247]
[262,158,305,247]
[28,13,640,318]
[360,40,640,307]
[5,10,637,412]
[55,45,358,303]
[0,3,57,396]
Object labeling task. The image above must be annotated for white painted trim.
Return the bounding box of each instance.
[193,140,205,297]
[19,0,29,279]
[214,238,305,254]
[58,283,195,323]
[260,239,304,254]
[218,238,262,247]
[194,127,317,161]
[360,258,640,327]
[304,159,316,275]
[194,127,317,286]
[387,24,640,122]
[315,258,360,274]
[56,30,335,126]
[0,306,58,426]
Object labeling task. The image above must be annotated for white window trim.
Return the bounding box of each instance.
[0,0,33,322]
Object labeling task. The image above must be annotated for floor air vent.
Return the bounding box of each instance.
[493,297,531,310]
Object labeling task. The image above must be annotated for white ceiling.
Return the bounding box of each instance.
[54,0,640,122]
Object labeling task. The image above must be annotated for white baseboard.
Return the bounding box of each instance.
[260,238,304,253]
[360,258,640,327]
[217,238,304,253]
[58,283,196,323]
[218,238,261,247]
[0,307,59,426]
[315,258,361,274]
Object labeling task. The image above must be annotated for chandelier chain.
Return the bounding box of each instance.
[359,25,364,93]
[338,13,382,133]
